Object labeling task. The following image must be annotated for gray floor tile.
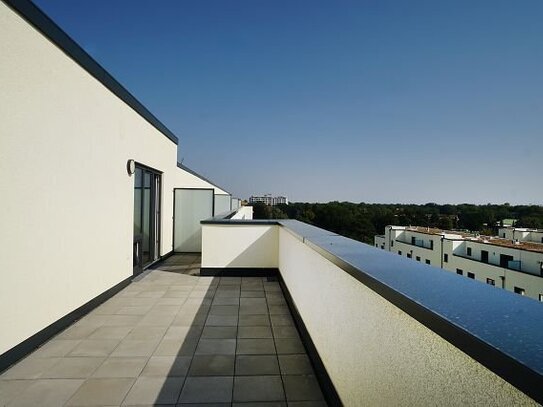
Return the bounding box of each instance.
[277,355,313,375]
[209,305,240,316]
[283,375,324,401]
[69,339,121,357]
[111,339,160,357]
[164,326,201,341]
[232,403,286,407]
[212,297,240,305]
[270,315,294,327]
[239,304,269,315]
[141,356,191,377]
[274,339,305,355]
[154,338,198,356]
[42,357,104,379]
[240,291,266,298]
[0,357,60,380]
[66,378,134,405]
[57,325,98,340]
[272,325,299,339]
[239,315,271,327]
[201,326,237,339]
[239,298,267,307]
[125,326,167,341]
[10,379,83,407]
[123,376,184,405]
[268,306,290,315]
[235,355,280,375]
[237,339,276,355]
[287,401,328,407]
[238,326,273,339]
[0,380,35,405]
[195,339,236,355]
[179,376,233,403]
[188,355,235,376]
[233,376,285,402]
[33,339,82,358]
[88,325,133,340]
[92,357,148,378]
[206,315,238,327]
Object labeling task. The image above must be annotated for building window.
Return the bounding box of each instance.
[376,244,378,248]
[539,294,543,302]
[416,256,421,261]
[391,240,394,247]
[486,278,495,286]
[514,287,525,296]
[502,233,506,238]
[398,251,402,255]
[481,250,489,264]
[444,253,448,263]
[467,247,472,256]
[407,253,412,259]
[381,245,385,250]
[456,269,463,275]
[467,272,475,279]
[425,259,431,265]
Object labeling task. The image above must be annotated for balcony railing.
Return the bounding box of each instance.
[200,217,543,406]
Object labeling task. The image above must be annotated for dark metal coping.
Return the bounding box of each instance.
[177,162,230,194]
[201,218,543,403]
[3,0,179,145]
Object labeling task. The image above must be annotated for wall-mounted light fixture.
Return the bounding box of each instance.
[127,159,136,176]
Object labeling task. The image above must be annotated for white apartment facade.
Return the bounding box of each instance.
[375,226,543,301]
[249,194,289,206]
[499,227,543,244]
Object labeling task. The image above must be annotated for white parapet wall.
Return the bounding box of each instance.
[201,223,277,269]
[200,221,538,405]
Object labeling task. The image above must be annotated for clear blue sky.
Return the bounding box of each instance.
[35,0,543,204]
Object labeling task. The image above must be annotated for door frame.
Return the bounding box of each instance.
[133,163,162,275]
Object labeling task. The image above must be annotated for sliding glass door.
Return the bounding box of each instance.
[133,165,161,274]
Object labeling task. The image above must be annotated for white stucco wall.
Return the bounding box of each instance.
[201,224,278,268]
[0,3,226,355]
[277,229,536,406]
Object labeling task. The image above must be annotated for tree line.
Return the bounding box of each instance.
[249,202,543,245]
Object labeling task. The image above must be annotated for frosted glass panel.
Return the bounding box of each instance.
[174,189,213,252]
[231,198,240,210]
[214,194,232,216]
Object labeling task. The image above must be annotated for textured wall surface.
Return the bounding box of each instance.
[278,228,536,406]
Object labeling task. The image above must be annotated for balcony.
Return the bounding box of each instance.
[0,253,324,405]
[1,215,542,405]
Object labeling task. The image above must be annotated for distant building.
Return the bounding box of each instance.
[499,227,543,244]
[375,226,543,301]
[249,194,288,206]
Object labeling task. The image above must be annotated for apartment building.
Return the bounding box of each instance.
[499,227,543,244]
[375,226,543,301]
[249,194,289,206]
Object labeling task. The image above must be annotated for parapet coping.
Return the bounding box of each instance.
[200,218,543,403]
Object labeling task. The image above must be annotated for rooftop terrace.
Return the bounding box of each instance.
[0,254,324,405]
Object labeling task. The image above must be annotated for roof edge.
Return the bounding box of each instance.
[3,0,179,145]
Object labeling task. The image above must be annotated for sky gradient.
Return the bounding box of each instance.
[34,0,543,204]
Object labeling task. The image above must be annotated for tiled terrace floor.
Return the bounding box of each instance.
[0,255,326,406]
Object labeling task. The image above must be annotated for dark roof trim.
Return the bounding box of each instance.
[4,0,178,145]
[177,162,230,195]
